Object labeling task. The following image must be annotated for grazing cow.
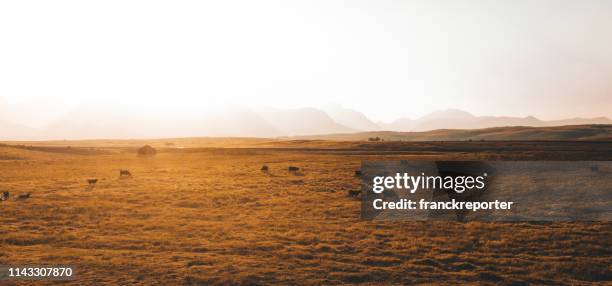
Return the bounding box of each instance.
[0,192,9,201]
[348,190,361,197]
[120,169,132,177]
[354,170,362,177]
[17,193,30,200]
[88,179,98,185]
[261,165,269,172]
[288,166,299,172]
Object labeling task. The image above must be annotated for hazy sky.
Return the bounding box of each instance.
[1,0,611,122]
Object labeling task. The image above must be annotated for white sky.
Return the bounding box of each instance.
[1,0,611,122]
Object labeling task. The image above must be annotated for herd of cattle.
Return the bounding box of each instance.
[1,169,134,202]
[261,165,301,172]
[1,166,364,203]
[261,165,363,198]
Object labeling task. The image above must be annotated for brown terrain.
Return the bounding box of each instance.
[0,138,610,285]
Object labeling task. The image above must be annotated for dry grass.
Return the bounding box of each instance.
[0,142,610,285]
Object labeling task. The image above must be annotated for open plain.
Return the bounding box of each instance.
[0,139,610,285]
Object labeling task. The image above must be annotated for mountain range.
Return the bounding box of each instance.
[376,109,612,132]
[0,100,610,140]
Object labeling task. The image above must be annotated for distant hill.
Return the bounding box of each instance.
[0,99,36,139]
[32,105,354,139]
[293,125,612,141]
[39,104,282,139]
[377,109,612,132]
[257,107,355,136]
[322,103,381,131]
[0,119,34,140]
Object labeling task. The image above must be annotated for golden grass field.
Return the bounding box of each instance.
[0,139,610,285]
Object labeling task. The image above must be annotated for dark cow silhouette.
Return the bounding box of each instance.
[1,192,8,201]
[17,193,30,200]
[261,165,269,172]
[88,179,98,185]
[288,166,299,172]
[354,170,362,177]
[348,190,361,197]
[120,169,132,177]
